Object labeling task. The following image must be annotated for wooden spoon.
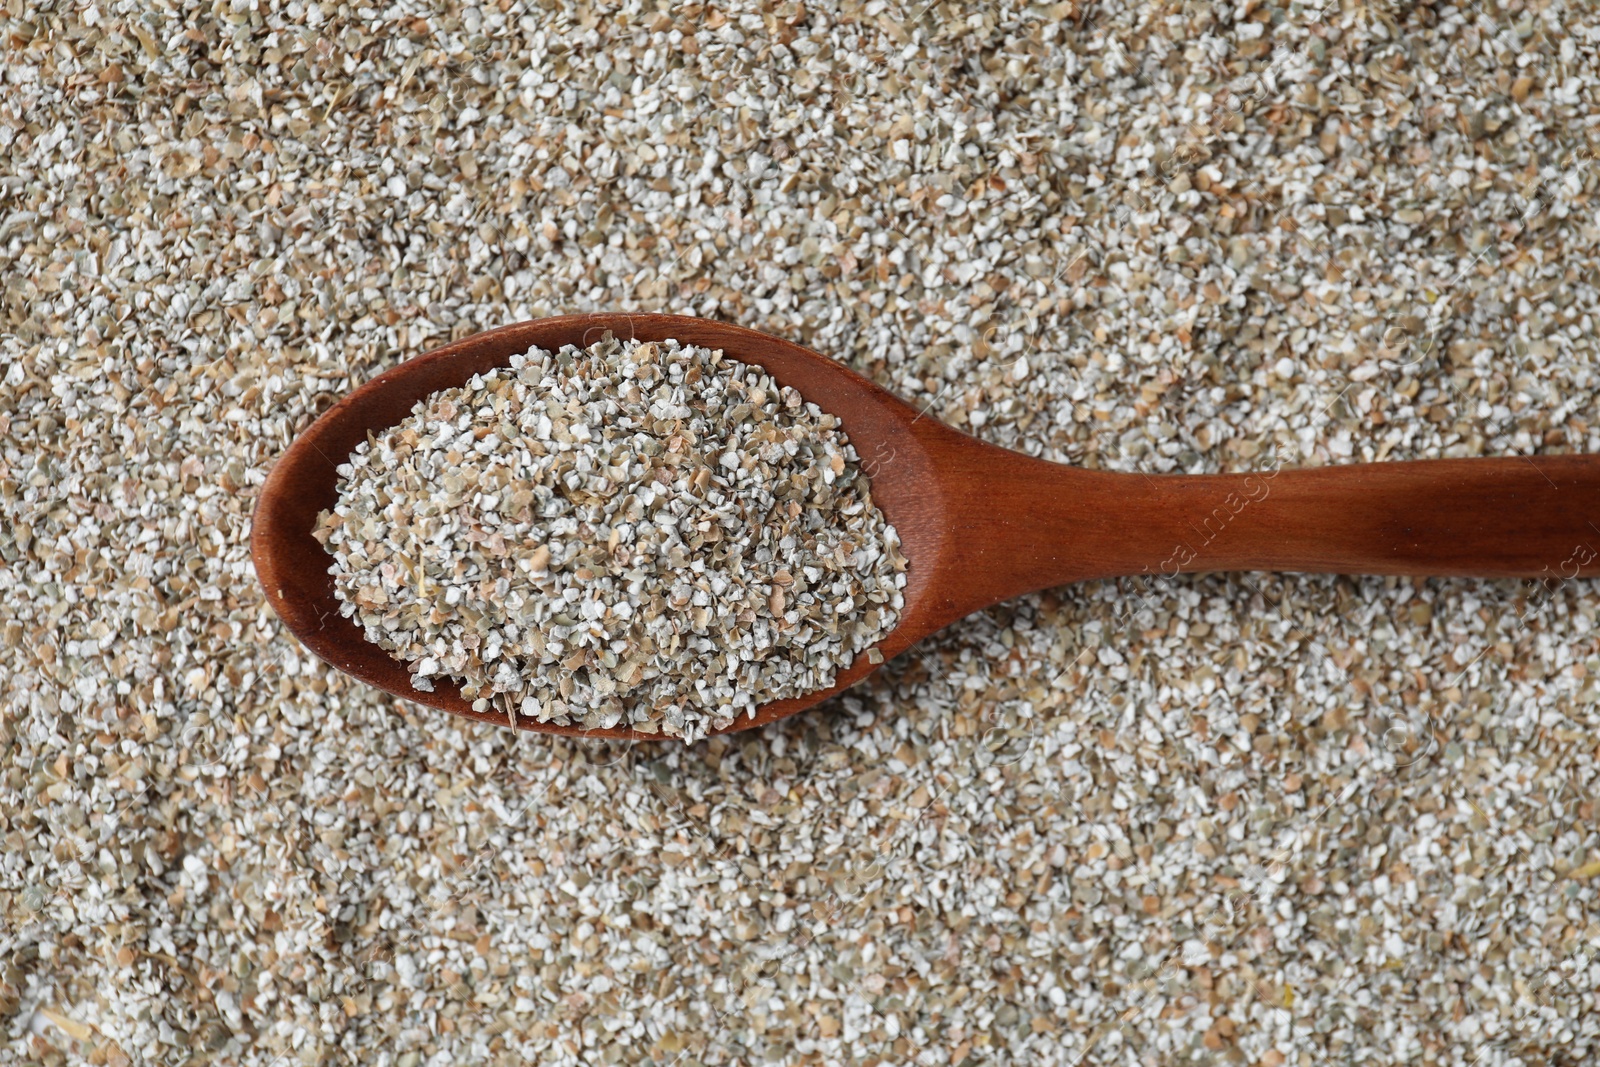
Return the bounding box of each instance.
[253,313,1600,739]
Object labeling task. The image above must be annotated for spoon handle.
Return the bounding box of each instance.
[958,453,1600,606]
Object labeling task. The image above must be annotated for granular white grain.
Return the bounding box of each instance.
[315,336,906,741]
[9,2,1600,1064]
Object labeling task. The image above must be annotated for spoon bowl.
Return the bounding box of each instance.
[254,313,1600,739]
[255,314,975,738]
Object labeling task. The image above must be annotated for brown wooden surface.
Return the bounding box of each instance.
[253,314,1600,739]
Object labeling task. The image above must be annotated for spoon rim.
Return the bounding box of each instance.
[252,313,950,741]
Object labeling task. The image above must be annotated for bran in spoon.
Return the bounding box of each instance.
[314,335,907,741]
